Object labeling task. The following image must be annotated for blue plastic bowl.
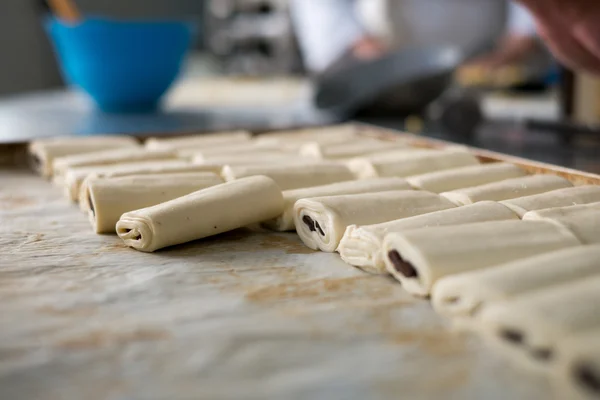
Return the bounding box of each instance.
[47,17,194,113]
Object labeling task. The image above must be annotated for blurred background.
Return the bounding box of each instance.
[2,0,600,172]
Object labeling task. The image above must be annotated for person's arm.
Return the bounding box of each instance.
[516,0,600,73]
[289,0,384,73]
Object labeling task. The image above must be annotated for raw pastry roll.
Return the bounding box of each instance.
[500,185,600,217]
[294,190,456,252]
[176,141,281,159]
[221,163,355,191]
[432,245,600,321]
[53,147,177,180]
[116,176,284,252]
[299,139,409,159]
[262,177,412,232]
[347,149,479,179]
[192,152,308,166]
[67,160,221,203]
[382,220,580,297]
[554,329,600,400]
[85,172,224,234]
[338,201,519,274]
[406,162,527,193]
[478,276,600,371]
[28,135,138,178]
[144,130,251,150]
[440,174,573,206]
[254,124,359,145]
[523,202,600,244]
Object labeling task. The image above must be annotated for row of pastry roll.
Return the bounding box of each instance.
[29,125,435,235]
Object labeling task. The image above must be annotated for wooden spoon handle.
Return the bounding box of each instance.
[47,0,81,22]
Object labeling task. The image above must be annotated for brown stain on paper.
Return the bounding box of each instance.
[0,194,37,210]
[259,235,316,254]
[56,327,171,350]
[245,276,395,303]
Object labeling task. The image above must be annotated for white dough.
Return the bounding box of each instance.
[382,220,581,297]
[338,201,519,274]
[432,245,600,322]
[221,162,356,190]
[406,162,527,193]
[67,160,221,203]
[254,124,359,145]
[478,276,600,372]
[347,149,480,179]
[116,176,284,252]
[86,172,224,234]
[440,174,573,206]
[500,185,600,217]
[523,202,600,244]
[52,147,178,179]
[144,130,251,150]
[262,177,412,232]
[28,135,138,178]
[294,190,456,253]
[192,152,309,166]
[554,329,600,400]
[176,141,282,159]
[299,139,409,159]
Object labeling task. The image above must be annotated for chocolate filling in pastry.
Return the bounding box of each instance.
[387,250,418,278]
[574,363,600,394]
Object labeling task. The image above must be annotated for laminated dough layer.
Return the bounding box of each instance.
[500,185,600,217]
[338,201,519,274]
[478,276,600,372]
[382,220,581,297]
[52,148,178,179]
[440,174,573,205]
[68,160,221,204]
[432,245,600,321]
[523,202,600,244]
[144,130,251,150]
[86,172,224,234]
[116,176,284,252]
[28,136,138,178]
[554,329,600,400]
[299,139,409,159]
[221,163,356,191]
[262,177,412,232]
[406,162,527,193]
[347,149,480,179]
[294,190,456,253]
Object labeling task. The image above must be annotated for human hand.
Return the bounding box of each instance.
[517,0,600,73]
[351,36,387,60]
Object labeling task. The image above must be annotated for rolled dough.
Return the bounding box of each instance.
[221,163,356,191]
[406,162,527,193]
[116,175,284,252]
[478,276,600,372]
[338,201,519,274]
[523,202,600,244]
[66,160,221,203]
[441,174,573,206]
[53,148,178,179]
[144,130,251,150]
[28,136,138,178]
[382,220,581,297]
[86,172,224,234]
[500,185,600,217]
[432,245,600,322]
[294,190,456,253]
[262,177,412,232]
[299,139,409,159]
[347,149,480,179]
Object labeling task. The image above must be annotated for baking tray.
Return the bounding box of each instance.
[1,123,598,400]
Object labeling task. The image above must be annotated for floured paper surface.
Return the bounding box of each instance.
[0,168,551,400]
